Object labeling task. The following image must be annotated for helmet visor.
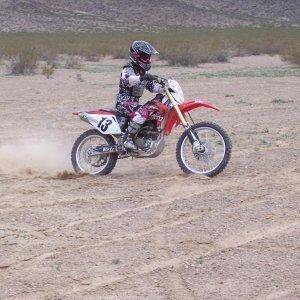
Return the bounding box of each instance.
[139,52,151,63]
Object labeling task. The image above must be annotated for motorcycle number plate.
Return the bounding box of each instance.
[87,114,122,134]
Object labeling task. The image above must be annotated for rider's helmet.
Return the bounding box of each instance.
[130,41,159,72]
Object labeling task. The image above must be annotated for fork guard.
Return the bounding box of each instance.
[163,100,219,135]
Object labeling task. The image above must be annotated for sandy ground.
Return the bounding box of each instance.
[0,55,299,299]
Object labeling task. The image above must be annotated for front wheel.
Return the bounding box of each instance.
[71,129,118,175]
[176,122,231,177]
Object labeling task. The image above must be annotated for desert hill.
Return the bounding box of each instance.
[0,0,299,32]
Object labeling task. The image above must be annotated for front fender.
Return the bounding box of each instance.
[164,100,219,135]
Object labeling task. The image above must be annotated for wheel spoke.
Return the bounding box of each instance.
[76,135,110,175]
[180,125,226,175]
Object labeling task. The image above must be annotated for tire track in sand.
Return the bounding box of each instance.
[8,184,298,272]
[149,202,198,299]
[47,221,300,297]
[43,167,298,234]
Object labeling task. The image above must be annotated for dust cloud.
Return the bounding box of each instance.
[0,139,71,176]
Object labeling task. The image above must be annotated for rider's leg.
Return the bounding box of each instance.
[119,97,161,150]
[123,99,165,149]
[123,111,147,150]
[115,96,144,150]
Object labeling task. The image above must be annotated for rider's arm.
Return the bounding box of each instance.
[145,80,164,94]
[121,67,141,87]
[121,67,163,93]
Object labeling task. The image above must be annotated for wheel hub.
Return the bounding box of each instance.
[86,146,108,167]
[194,141,215,161]
[192,140,205,153]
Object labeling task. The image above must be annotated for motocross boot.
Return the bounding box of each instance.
[123,121,142,150]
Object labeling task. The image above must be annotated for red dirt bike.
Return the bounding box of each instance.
[72,76,231,176]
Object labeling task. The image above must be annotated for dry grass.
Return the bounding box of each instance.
[281,45,300,66]
[161,44,229,66]
[0,27,299,68]
[286,52,300,65]
[111,47,128,59]
[6,47,38,74]
[42,63,55,78]
[64,55,82,69]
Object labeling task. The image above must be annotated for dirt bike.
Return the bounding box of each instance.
[71,76,231,176]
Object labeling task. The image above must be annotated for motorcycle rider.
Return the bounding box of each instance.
[116,41,164,150]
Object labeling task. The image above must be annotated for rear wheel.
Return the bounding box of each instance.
[176,122,231,177]
[71,129,118,175]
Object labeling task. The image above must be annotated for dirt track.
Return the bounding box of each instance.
[0,55,299,299]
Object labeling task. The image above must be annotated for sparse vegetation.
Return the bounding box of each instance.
[76,73,84,82]
[272,98,294,104]
[112,259,120,265]
[161,46,229,67]
[42,62,54,78]
[196,256,204,264]
[285,52,300,66]
[38,48,58,67]
[277,131,295,141]
[111,47,128,59]
[65,55,82,69]
[53,262,62,271]
[247,128,269,135]
[260,138,272,147]
[261,128,269,134]
[187,66,300,79]
[6,47,38,75]
[0,27,299,69]
[281,45,300,66]
[234,99,252,106]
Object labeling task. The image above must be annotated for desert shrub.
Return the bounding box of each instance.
[162,49,200,66]
[38,48,56,62]
[213,52,229,62]
[0,27,299,67]
[111,47,128,59]
[84,54,101,62]
[7,47,38,75]
[162,44,228,66]
[38,49,59,68]
[42,63,55,78]
[284,51,300,65]
[64,55,82,69]
[280,44,300,66]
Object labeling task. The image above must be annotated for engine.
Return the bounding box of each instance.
[134,122,160,151]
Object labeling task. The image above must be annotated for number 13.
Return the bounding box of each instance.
[98,117,112,132]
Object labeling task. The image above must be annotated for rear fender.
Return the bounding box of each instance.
[73,111,122,134]
[73,108,115,115]
[164,100,219,135]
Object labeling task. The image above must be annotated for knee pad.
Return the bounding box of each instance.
[132,112,146,124]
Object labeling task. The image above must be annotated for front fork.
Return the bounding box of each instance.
[165,89,204,152]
